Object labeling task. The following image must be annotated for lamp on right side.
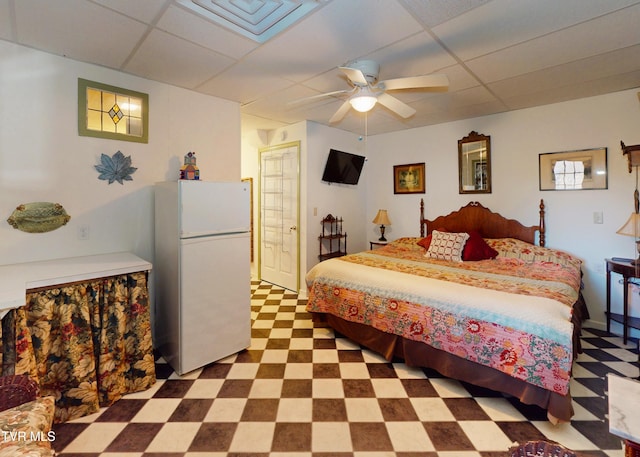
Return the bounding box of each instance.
[618,142,640,264]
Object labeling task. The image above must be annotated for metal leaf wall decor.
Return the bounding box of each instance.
[95,150,137,184]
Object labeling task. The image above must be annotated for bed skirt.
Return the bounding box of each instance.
[311,293,589,423]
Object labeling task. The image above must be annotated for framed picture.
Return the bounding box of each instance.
[393,163,425,194]
[78,78,149,143]
[539,147,607,191]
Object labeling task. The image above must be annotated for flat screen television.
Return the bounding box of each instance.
[321,149,366,185]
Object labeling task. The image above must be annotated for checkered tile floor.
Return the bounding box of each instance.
[51,280,639,456]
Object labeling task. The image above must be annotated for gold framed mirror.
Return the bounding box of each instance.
[459,131,491,194]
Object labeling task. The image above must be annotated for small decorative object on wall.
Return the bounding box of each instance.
[539,147,607,190]
[78,78,149,143]
[7,202,70,233]
[95,150,137,184]
[394,163,425,194]
[180,152,200,180]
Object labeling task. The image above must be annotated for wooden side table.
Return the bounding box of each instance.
[370,240,388,250]
[605,258,640,344]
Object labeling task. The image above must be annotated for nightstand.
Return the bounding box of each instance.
[605,258,640,344]
[370,241,388,250]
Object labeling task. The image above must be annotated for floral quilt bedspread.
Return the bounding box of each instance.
[306,237,582,395]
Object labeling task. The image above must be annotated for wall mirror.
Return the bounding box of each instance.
[458,131,491,194]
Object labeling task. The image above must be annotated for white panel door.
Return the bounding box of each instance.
[260,142,299,292]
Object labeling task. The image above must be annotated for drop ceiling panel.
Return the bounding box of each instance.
[400,0,490,28]
[503,69,640,112]
[14,0,148,68]
[466,4,640,83]
[432,0,640,62]
[489,45,640,101]
[198,62,294,102]
[241,0,424,83]
[93,0,169,24]
[0,0,13,41]
[125,28,235,89]
[362,32,457,79]
[157,5,259,59]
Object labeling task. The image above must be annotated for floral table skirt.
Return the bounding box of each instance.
[0,271,156,423]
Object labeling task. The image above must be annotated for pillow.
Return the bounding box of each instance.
[462,231,498,261]
[416,234,432,250]
[425,230,469,261]
[417,228,449,250]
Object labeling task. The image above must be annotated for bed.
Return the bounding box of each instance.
[305,199,587,422]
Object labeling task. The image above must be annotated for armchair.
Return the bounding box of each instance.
[0,375,56,456]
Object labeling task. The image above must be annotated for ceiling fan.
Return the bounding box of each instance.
[293,60,449,123]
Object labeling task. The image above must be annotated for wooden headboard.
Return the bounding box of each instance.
[419,199,546,246]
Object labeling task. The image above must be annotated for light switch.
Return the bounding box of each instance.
[593,211,603,224]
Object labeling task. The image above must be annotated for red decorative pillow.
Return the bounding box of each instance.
[462,231,498,261]
[417,234,432,250]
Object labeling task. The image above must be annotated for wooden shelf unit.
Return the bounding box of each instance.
[318,214,347,261]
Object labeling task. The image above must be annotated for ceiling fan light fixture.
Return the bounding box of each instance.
[350,94,377,112]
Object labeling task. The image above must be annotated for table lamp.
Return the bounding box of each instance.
[372,209,391,242]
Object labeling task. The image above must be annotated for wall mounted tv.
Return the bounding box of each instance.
[321,149,366,185]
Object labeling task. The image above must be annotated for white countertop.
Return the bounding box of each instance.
[0,252,152,313]
[608,373,640,443]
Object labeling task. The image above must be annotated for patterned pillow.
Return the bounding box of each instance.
[425,230,469,261]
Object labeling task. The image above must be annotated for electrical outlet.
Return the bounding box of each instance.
[78,225,90,240]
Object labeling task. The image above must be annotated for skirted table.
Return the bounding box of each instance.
[0,252,156,423]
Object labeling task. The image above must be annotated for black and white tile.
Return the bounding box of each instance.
[51,281,639,456]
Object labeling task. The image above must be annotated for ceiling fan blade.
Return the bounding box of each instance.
[338,66,368,85]
[380,74,449,91]
[329,100,353,123]
[288,89,352,105]
[376,93,416,118]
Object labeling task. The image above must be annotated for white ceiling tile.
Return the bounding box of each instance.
[241,0,424,83]
[156,5,258,59]
[14,0,148,68]
[502,69,640,112]
[198,61,294,103]
[0,0,13,41]
[125,29,235,89]
[489,45,640,101]
[363,32,456,79]
[466,4,640,83]
[400,0,490,28]
[92,0,169,24]
[433,0,640,61]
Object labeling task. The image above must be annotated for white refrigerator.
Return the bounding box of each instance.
[154,180,251,375]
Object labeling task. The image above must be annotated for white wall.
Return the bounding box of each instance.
[365,88,640,336]
[305,122,369,268]
[241,121,366,293]
[0,41,241,269]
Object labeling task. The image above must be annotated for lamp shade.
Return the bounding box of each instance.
[350,95,377,112]
[372,209,391,226]
[349,87,377,113]
[616,212,640,237]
